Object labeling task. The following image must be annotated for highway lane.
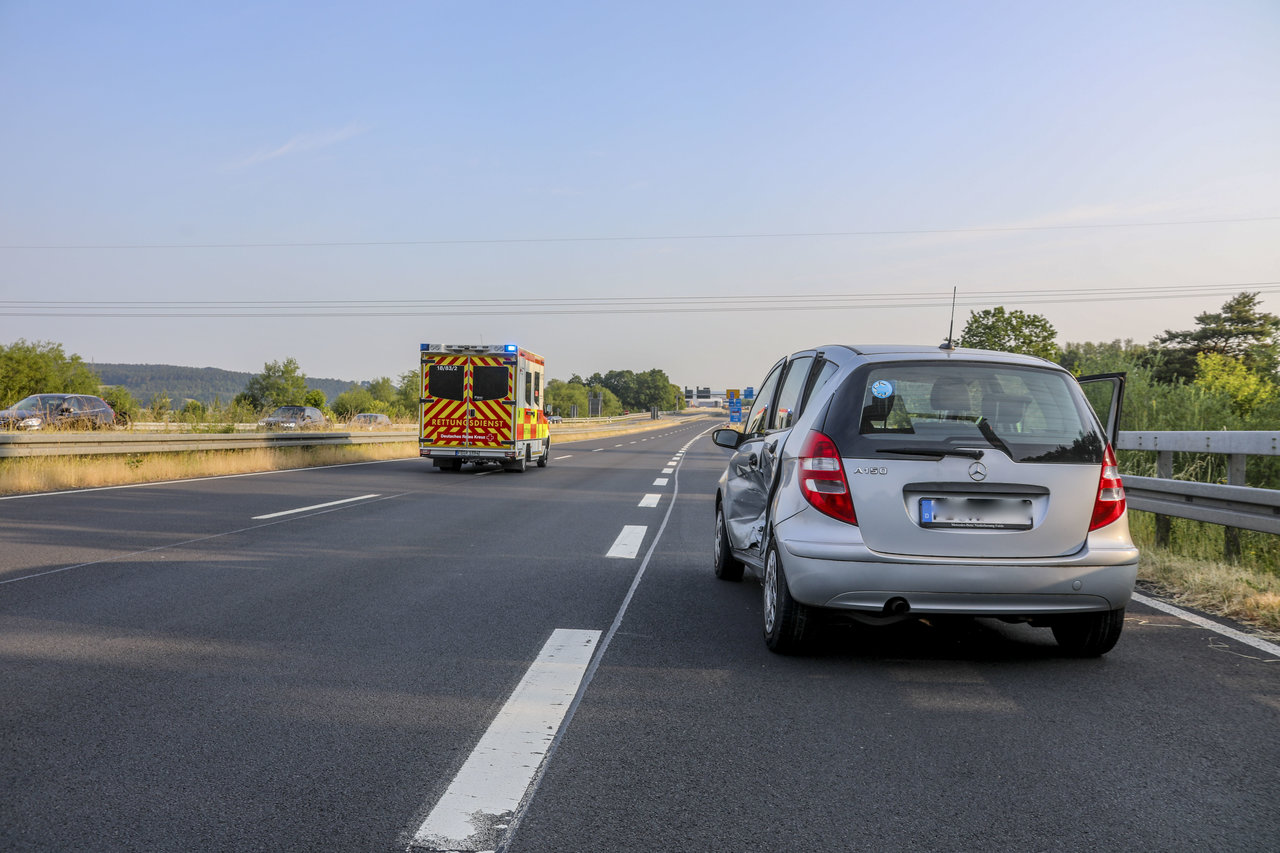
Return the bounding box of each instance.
[0,422,712,851]
[3,421,1280,851]
[514,438,1280,852]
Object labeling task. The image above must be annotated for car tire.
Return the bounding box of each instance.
[506,453,527,473]
[537,439,549,468]
[713,504,744,582]
[1051,608,1126,656]
[763,543,813,654]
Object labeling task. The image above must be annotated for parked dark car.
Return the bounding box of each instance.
[0,394,116,430]
[259,405,327,430]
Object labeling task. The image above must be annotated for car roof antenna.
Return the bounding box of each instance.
[940,287,958,351]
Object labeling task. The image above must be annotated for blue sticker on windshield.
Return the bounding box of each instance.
[871,380,895,399]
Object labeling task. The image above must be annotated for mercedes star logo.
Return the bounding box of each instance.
[968,461,988,482]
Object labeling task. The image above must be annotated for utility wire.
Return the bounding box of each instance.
[2,281,1277,318]
[2,216,1277,250]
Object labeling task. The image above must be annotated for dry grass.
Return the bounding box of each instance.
[1127,510,1280,635]
[1137,547,1280,635]
[0,442,418,495]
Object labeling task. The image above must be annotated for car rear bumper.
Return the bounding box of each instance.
[775,529,1139,615]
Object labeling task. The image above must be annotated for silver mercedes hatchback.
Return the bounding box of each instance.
[712,344,1138,656]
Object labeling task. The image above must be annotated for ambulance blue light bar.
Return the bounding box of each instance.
[504,344,518,352]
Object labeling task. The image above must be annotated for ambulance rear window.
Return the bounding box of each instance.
[473,366,510,402]
[429,365,464,401]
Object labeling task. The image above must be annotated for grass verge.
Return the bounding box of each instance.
[0,442,418,495]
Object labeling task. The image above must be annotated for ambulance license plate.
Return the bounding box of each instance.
[919,497,1033,530]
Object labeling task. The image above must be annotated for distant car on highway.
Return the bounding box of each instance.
[712,344,1135,656]
[259,405,327,430]
[0,394,116,430]
[548,414,563,424]
[349,412,392,429]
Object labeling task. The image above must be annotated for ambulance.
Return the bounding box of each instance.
[418,343,551,472]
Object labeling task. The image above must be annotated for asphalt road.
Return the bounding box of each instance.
[2,422,1278,852]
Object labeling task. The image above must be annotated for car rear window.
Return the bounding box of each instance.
[824,361,1105,464]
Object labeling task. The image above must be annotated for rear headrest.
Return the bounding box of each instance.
[929,380,970,413]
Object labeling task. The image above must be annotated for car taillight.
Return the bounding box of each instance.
[798,430,857,525]
[1089,444,1126,531]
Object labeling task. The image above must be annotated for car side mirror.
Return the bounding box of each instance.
[711,427,746,449]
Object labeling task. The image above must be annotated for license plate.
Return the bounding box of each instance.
[920,497,1033,530]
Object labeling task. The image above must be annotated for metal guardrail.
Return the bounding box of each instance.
[1115,431,1280,556]
[1121,475,1280,535]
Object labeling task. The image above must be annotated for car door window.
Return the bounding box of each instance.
[743,362,784,435]
[803,358,839,409]
[771,356,813,431]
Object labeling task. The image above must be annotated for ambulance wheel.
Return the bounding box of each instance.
[505,454,527,473]
[537,440,549,467]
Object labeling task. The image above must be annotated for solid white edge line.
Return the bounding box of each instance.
[251,494,380,519]
[606,525,648,559]
[1131,592,1280,658]
[410,628,601,851]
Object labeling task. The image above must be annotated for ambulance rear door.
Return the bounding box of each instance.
[420,351,516,451]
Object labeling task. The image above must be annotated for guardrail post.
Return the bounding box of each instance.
[1155,451,1172,548]
[1225,453,1247,561]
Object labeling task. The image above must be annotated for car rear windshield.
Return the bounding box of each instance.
[824,361,1105,464]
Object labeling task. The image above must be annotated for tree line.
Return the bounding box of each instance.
[0,345,685,424]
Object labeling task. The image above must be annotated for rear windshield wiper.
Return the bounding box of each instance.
[976,418,1015,460]
[876,447,985,460]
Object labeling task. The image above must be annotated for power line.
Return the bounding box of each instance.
[2,281,1277,318]
[2,216,1277,250]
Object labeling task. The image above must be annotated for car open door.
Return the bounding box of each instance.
[1077,372,1125,445]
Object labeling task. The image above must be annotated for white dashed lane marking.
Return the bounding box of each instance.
[606,525,648,558]
[252,494,380,520]
[410,629,601,851]
[639,494,661,508]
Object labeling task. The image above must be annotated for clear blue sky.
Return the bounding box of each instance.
[2,1,1277,391]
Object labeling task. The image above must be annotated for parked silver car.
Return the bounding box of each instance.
[350,412,392,429]
[712,344,1137,656]
[259,405,327,430]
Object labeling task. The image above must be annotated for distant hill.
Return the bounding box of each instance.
[93,363,364,406]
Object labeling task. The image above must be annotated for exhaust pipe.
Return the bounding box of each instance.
[884,597,911,616]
